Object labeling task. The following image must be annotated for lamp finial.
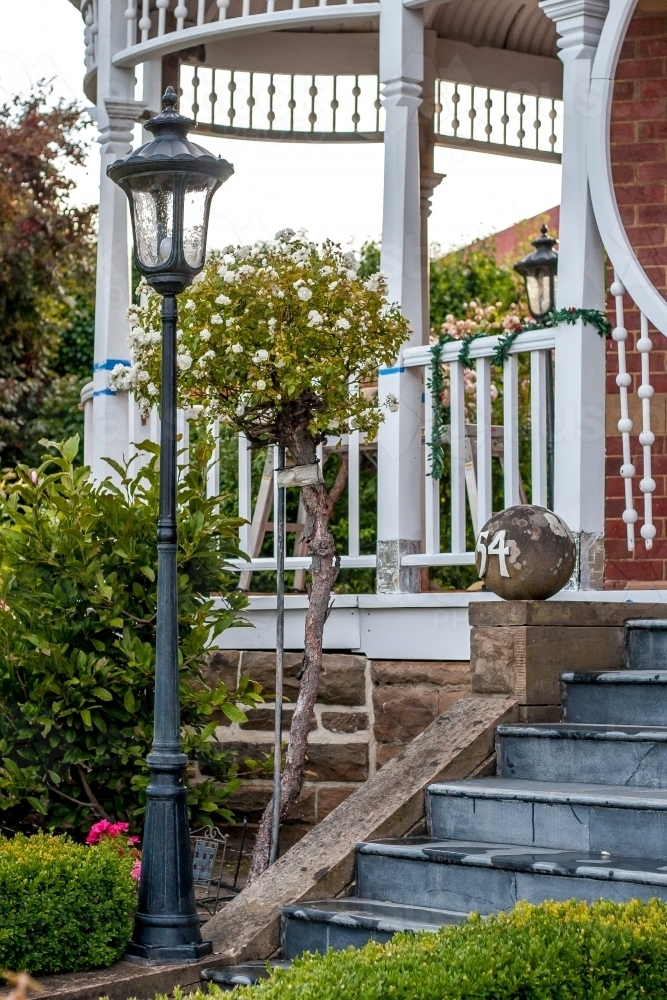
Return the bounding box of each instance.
[162,86,178,112]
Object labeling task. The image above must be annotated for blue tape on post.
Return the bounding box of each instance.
[378,366,405,376]
[93,359,131,371]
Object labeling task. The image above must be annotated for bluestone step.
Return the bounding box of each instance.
[427,778,667,858]
[497,723,667,787]
[201,962,291,990]
[562,670,667,726]
[281,898,466,957]
[626,619,667,670]
[356,838,667,914]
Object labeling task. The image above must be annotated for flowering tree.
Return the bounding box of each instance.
[112,230,409,878]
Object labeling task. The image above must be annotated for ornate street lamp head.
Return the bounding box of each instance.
[513,224,558,322]
[107,87,233,295]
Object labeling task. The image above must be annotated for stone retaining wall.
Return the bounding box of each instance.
[203,649,470,845]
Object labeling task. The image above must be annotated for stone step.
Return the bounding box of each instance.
[562,670,667,726]
[626,619,667,670]
[496,723,667,787]
[200,962,292,990]
[281,898,466,958]
[427,778,667,858]
[356,838,667,914]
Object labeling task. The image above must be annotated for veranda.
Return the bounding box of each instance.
[75,0,667,662]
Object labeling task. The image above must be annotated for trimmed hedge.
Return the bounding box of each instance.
[0,832,136,973]
[194,900,667,999]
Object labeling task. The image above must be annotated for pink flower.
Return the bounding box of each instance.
[130,860,141,882]
[86,819,113,845]
[127,836,140,847]
[109,822,130,837]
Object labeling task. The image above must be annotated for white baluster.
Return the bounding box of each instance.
[91,0,99,64]
[237,433,251,554]
[503,353,520,507]
[266,0,275,12]
[175,1,188,29]
[84,2,94,68]
[125,0,137,47]
[348,427,360,558]
[156,0,170,36]
[450,360,466,553]
[637,312,656,548]
[197,0,206,23]
[242,0,250,15]
[424,371,440,555]
[530,350,548,507]
[217,0,229,19]
[206,419,221,501]
[292,0,301,11]
[476,356,492,529]
[611,274,636,551]
[139,0,151,41]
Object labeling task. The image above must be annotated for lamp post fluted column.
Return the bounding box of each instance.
[108,86,233,965]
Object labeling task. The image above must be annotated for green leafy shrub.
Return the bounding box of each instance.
[191,899,667,999]
[0,435,261,835]
[0,831,136,973]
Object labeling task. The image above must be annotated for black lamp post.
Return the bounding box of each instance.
[513,224,558,322]
[514,224,558,509]
[108,87,233,964]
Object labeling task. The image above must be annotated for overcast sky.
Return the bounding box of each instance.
[0,0,563,253]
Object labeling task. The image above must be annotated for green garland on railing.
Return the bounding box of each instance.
[427,307,611,479]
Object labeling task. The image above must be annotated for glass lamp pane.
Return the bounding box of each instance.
[129,172,174,268]
[526,270,552,319]
[183,174,218,268]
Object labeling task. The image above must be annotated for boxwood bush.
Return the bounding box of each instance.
[193,899,667,999]
[0,832,136,973]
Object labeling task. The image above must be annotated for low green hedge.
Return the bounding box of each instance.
[193,899,667,999]
[0,831,136,974]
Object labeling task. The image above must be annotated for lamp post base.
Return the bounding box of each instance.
[124,940,213,965]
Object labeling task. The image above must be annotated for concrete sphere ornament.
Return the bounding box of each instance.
[475,505,576,600]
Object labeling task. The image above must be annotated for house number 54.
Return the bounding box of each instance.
[476,529,511,578]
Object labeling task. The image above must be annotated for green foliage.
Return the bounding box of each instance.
[181,899,667,1000]
[114,233,410,447]
[0,831,136,974]
[0,87,96,468]
[357,239,381,279]
[0,435,261,835]
[429,243,520,331]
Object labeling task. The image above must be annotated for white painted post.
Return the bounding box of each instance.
[423,375,440,555]
[503,354,520,507]
[91,0,145,484]
[450,360,466,553]
[531,350,549,507]
[376,0,424,593]
[348,429,361,558]
[540,0,608,589]
[476,356,493,528]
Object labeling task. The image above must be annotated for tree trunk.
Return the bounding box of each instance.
[247,428,339,882]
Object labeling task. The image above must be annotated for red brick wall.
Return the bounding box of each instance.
[606,8,667,586]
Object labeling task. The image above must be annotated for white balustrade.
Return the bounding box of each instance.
[156,0,170,36]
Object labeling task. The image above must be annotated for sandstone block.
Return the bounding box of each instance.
[372,685,467,743]
[371,660,470,688]
[376,743,406,768]
[203,649,240,691]
[470,624,625,704]
[321,711,368,733]
[241,706,316,732]
[304,742,368,782]
[240,651,366,705]
[469,599,667,628]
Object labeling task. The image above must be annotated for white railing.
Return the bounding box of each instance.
[109,0,381,68]
[82,0,98,76]
[400,329,555,568]
[81,329,554,580]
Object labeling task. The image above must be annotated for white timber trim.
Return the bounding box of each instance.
[588,0,667,336]
[112,5,382,67]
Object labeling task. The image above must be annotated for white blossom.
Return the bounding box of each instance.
[297,286,313,301]
[211,314,223,325]
[148,382,159,397]
[235,402,246,416]
[200,329,211,341]
[237,264,255,277]
[185,299,196,311]
[328,281,339,291]
[386,393,400,413]
[215,294,231,305]
[176,328,183,340]
[223,253,235,265]
[267,317,277,330]
[177,353,193,371]
[275,359,286,368]
[307,310,324,328]
[223,271,236,284]
[253,349,269,362]
[231,343,243,354]
[321,265,333,277]
[255,380,267,391]
[138,370,150,383]
[363,273,384,292]
[275,228,295,241]
[336,317,351,330]
[150,330,162,344]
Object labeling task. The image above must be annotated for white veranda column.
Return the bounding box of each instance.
[540,0,609,590]
[91,0,145,482]
[376,0,425,594]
